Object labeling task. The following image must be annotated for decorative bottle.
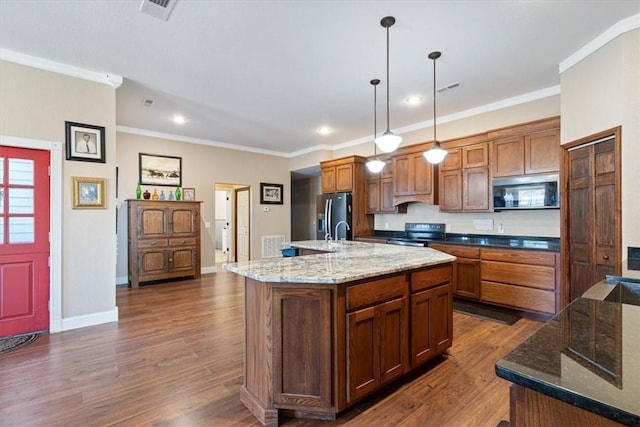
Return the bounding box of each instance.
[143,190,151,200]
[175,186,181,201]
[136,183,142,199]
[168,191,174,201]
[152,189,159,200]
[159,190,166,200]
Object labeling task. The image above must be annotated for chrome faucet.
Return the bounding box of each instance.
[324,232,331,242]
[334,221,350,242]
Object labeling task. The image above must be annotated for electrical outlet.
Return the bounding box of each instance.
[262,207,269,212]
[498,224,505,233]
[445,224,452,232]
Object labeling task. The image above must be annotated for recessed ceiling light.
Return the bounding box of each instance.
[173,115,186,125]
[406,96,423,105]
[317,126,333,135]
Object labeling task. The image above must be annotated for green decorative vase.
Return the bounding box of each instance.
[175,186,181,201]
[136,183,142,199]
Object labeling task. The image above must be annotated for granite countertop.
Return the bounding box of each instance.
[223,240,455,284]
[364,231,560,252]
[495,277,640,425]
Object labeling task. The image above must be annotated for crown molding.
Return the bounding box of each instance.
[0,48,123,88]
[559,14,640,74]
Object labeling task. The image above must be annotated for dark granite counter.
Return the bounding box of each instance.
[495,277,640,425]
[364,231,560,252]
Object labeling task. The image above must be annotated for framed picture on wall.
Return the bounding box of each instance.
[260,183,283,204]
[72,176,107,209]
[65,121,106,163]
[182,188,195,200]
[138,153,182,187]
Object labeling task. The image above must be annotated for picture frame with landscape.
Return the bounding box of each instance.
[260,183,283,204]
[72,176,107,209]
[139,153,182,187]
[65,121,106,163]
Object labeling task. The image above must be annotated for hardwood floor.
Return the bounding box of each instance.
[0,269,542,426]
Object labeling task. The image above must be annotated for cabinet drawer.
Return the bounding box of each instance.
[137,239,169,249]
[411,264,452,292]
[430,244,479,259]
[481,281,555,314]
[481,260,555,290]
[169,237,197,247]
[481,248,556,266]
[596,247,616,267]
[347,274,407,311]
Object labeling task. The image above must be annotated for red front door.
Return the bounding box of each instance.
[0,146,50,338]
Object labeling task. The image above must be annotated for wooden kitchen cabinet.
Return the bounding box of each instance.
[429,244,481,300]
[127,199,201,288]
[490,127,560,178]
[365,159,406,214]
[393,150,437,205]
[322,163,353,193]
[481,248,559,315]
[410,264,453,367]
[346,274,409,403]
[439,139,490,212]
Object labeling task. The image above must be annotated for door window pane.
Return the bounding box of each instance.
[9,188,34,214]
[8,158,34,185]
[0,188,3,214]
[0,217,3,244]
[9,217,34,243]
[0,157,4,183]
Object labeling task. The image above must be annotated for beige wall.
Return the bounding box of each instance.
[0,60,117,321]
[116,132,291,281]
[560,29,640,271]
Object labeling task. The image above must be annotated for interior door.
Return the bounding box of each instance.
[236,187,250,262]
[0,146,50,338]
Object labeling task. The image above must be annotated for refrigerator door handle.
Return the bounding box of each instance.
[328,198,332,239]
[324,199,329,237]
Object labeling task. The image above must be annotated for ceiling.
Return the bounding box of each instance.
[1,1,638,157]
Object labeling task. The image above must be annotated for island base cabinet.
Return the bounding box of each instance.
[509,384,623,427]
[410,283,453,366]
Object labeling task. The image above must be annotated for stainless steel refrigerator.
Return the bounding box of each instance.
[316,192,353,241]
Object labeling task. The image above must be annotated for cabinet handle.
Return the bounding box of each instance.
[181,240,186,244]
[603,255,609,260]
[150,242,156,246]
[169,258,173,262]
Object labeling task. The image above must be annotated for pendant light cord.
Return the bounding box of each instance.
[374,81,378,157]
[433,54,437,147]
[385,25,390,133]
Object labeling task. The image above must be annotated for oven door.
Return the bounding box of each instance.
[386,239,426,247]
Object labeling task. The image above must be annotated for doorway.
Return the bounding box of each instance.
[236,187,250,262]
[561,127,621,305]
[214,183,250,265]
[0,143,58,338]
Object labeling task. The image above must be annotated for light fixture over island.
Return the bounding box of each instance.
[224,241,455,426]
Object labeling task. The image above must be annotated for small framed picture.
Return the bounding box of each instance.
[65,121,106,163]
[139,153,182,187]
[72,177,107,209]
[260,183,283,205]
[182,188,195,201]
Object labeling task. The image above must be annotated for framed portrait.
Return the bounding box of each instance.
[139,153,182,187]
[260,183,283,205]
[182,188,195,201]
[65,121,106,163]
[72,177,107,209]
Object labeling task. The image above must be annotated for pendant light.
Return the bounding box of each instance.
[423,51,448,164]
[374,16,402,154]
[366,79,385,173]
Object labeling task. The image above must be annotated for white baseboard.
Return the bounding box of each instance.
[60,307,118,332]
[202,265,217,274]
[116,275,129,285]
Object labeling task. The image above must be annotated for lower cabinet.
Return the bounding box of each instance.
[429,243,481,300]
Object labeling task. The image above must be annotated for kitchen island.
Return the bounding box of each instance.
[495,268,640,426]
[224,241,455,426]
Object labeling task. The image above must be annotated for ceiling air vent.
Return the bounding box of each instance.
[139,0,177,21]
[142,98,154,107]
[437,82,460,93]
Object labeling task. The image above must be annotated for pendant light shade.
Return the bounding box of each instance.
[374,16,402,154]
[424,51,448,164]
[366,79,385,173]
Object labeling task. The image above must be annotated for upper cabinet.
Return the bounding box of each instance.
[322,160,355,193]
[393,148,438,205]
[490,117,560,178]
[365,159,407,214]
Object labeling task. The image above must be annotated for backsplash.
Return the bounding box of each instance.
[374,203,560,237]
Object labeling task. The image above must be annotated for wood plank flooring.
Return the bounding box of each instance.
[0,268,542,426]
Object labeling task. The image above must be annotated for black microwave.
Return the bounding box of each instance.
[492,174,559,211]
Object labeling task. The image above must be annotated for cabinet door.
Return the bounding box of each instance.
[525,129,559,174]
[365,180,380,213]
[411,153,433,196]
[347,306,378,403]
[393,155,411,196]
[137,248,169,276]
[440,169,463,212]
[462,143,489,168]
[491,136,525,177]
[441,148,462,171]
[378,297,408,385]
[463,167,490,211]
[169,247,197,272]
[410,288,434,366]
[432,284,453,353]
[169,206,198,235]
[336,164,354,192]
[138,207,167,237]
[380,178,396,212]
[321,167,336,193]
[454,258,481,299]
[272,288,332,409]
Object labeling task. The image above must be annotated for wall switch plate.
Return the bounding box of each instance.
[498,224,504,233]
[446,224,452,232]
[204,221,211,228]
[262,207,269,212]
